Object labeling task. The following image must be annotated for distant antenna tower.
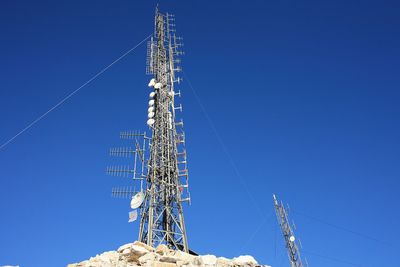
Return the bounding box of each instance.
[107,7,190,252]
[273,194,308,267]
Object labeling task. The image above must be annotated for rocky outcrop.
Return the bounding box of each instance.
[67,241,270,267]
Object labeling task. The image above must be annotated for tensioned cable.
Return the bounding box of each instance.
[0,34,152,151]
[183,71,264,217]
[183,69,369,267]
[243,216,363,267]
[302,250,362,267]
[293,209,392,247]
[237,211,275,254]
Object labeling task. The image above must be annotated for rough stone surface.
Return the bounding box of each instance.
[200,255,217,266]
[155,244,172,255]
[139,252,159,265]
[134,241,155,252]
[159,255,179,264]
[67,241,270,267]
[233,255,258,266]
[118,244,132,253]
[131,245,149,256]
[216,257,233,267]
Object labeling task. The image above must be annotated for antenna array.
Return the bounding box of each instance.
[108,6,190,252]
[273,194,308,267]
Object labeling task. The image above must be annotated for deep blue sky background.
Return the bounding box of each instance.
[1,1,400,266]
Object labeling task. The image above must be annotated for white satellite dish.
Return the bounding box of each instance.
[130,191,145,209]
[148,78,156,87]
[148,112,155,118]
[154,82,163,89]
[149,92,156,98]
[147,119,155,126]
[289,235,295,242]
[148,100,155,106]
[148,107,155,113]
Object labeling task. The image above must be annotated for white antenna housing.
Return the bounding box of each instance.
[148,78,156,87]
[130,191,145,209]
[147,119,155,126]
[154,82,163,89]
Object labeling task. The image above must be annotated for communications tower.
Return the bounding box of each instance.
[273,194,307,267]
[107,7,190,252]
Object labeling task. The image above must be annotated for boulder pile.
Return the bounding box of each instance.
[67,241,270,267]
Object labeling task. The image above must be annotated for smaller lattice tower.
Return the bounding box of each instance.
[273,194,308,267]
[107,6,190,252]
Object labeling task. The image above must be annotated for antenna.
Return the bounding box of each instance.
[112,186,135,198]
[273,194,306,267]
[130,191,145,209]
[107,7,190,253]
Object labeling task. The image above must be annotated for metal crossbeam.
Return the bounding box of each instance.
[273,194,306,267]
[108,6,190,253]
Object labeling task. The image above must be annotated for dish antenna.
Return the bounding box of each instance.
[130,191,145,209]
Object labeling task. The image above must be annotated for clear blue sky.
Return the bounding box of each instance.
[1,1,399,266]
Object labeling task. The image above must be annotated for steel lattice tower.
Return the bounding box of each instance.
[273,194,306,267]
[139,7,189,252]
[108,7,190,252]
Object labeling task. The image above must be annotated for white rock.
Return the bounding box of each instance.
[171,250,195,263]
[192,256,204,266]
[67,240,270,267]
[139,252,159,265]
[131,244,149,256]
[133,241,154,252]
[118,243,132,253]
[155,244,172,255]
[200,255,217,265]
[217,257,233,267]
[122,248,132,256]
[160,255,180,263]
[98,251,118,263]
[176,260,187,267]
[233,255,258,265]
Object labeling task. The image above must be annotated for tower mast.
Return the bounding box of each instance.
[273,194,305,267]
[139,7,189,252]
[108,7,189,252]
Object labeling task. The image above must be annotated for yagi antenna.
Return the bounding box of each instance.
[112,186,136,198]
[120,130,148,140]
[109,147,139,157]
[106,166,134,178]
[107,7,191,253]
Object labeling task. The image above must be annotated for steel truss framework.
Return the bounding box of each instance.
[273,195,306,267]
[108,7,190,252]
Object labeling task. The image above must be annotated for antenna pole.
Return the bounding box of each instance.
[273,194,306,267]
[108,7,189,252]
[140,7,189,252]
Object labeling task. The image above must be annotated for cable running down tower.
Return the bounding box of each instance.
[107,7,190,252]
